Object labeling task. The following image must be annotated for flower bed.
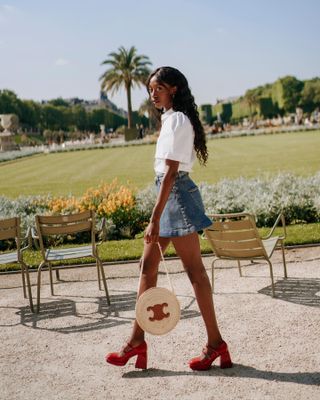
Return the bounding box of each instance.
[0,172,319,249]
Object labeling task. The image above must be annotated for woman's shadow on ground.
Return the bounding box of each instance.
[123,363,320,386]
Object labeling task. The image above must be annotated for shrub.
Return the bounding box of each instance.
[198,172,320,226]
[79,181,148,239]
[134,173,320,227]
[44,180,149,240]
[0,195,49,233]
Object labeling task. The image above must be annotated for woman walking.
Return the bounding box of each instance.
[105,66,232,371]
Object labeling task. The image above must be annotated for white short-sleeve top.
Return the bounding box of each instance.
[154,108,196,173]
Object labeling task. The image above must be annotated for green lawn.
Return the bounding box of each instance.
[1,130,320,198]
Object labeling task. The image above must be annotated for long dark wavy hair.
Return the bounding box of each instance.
[146,66,208,165]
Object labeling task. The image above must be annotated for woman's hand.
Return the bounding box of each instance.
[145,160,179,244]
[144,220,160,244]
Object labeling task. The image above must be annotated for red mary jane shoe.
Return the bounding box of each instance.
[105,341,147,369]
[189,340,232,371]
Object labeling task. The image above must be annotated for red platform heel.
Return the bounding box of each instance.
[189,340,232,371]
[105,341,148,369]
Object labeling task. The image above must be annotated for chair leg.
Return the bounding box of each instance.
[20,261,27,298]
[55,269,61,281]
[37,261,46,313]
[237,260,243,277]
[48,263,54,296]
[267,260,276,297]
[96,260,101,290]
[21,261,34,313]
[280,240,288,278]
[97,258,110,305]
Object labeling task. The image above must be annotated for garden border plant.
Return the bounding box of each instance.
[0,171,319,248]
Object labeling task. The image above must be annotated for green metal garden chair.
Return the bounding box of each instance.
[34,210,110,313]
[0,217,34,312]
[204,212,288,297]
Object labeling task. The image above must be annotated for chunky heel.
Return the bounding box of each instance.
[220,350,232,369]
[189,340,232,371]
[135,353,147,369]
[106,341,147,368]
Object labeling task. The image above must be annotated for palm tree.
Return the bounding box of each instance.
[100,46,152,129]
[138,98,158,130]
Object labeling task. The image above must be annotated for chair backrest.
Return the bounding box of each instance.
[0,217,21,253]
[205,213,267,259]
[0,217,18,240]
[35,210,95,256]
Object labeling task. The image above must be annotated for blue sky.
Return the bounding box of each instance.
[0,0,319,110]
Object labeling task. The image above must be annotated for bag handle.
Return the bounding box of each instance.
[138,242,175,298]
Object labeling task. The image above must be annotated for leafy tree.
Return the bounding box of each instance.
[244,89,259,120]
[72,105,88,131]
[100,46,152,128]
[279,76,304,113]
[48,97,70,107]
[43,129,53,144]
[19,100,41,130]
[0,89,128,135]
[299,78,320,112]
[0,89,22,115]
[41,104,65,130]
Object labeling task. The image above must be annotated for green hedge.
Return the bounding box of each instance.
[199,104,213,124]
[212,103,232,123]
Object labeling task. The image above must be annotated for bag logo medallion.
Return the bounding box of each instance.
[147,303,170,321]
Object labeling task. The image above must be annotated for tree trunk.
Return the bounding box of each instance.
[126,83,133,129]
[249,102,253,121]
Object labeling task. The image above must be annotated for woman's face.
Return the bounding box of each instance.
[148,76,177,111]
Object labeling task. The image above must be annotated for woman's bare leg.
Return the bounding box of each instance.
[128,237,171,346]
[171,232,222,347]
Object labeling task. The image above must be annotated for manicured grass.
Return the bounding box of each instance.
[1,223,319,272]
[1,130,320,198]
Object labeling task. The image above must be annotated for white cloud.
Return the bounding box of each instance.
[55,58,69,66]
[0,4,18,23]
[216,27,226,34]
[1,4,16,12]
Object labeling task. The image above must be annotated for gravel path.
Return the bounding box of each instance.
[1,247,319,400]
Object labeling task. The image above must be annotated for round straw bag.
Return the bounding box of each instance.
[135,243,180,336]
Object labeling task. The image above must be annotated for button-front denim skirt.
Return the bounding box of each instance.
[155,172,212,237]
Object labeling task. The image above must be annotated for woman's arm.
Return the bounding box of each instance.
[144,159,179,243]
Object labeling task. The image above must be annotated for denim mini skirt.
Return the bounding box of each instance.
[155,171,212,237]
